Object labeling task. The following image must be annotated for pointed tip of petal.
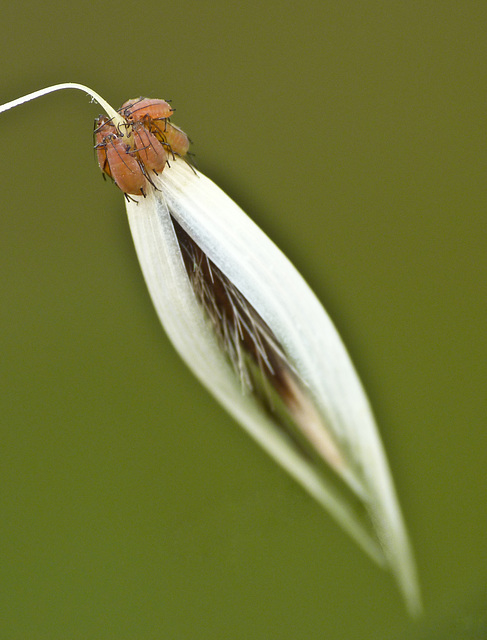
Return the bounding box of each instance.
[126,157,422,614]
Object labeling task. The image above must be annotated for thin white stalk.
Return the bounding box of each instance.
[0,83,124,128]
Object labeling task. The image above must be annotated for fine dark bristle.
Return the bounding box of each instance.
[171,215,368,522]
[172,217,350,470]
[172,217,296,397]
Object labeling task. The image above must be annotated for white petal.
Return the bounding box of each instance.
[125,159,421,615]
[0,81,420,614]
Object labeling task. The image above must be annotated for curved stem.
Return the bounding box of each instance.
[0,82,125,129]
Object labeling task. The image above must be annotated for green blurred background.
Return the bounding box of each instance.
[1,2,486,638]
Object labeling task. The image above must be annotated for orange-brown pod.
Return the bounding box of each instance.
[133,124,168,174]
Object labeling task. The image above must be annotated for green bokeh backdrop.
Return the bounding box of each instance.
[1,2,486,638]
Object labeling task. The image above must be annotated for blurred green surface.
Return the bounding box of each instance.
[1,1,486,638]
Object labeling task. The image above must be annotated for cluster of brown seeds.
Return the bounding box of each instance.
[94,98,191,199]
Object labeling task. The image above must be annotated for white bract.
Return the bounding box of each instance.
[0,84,421,615]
